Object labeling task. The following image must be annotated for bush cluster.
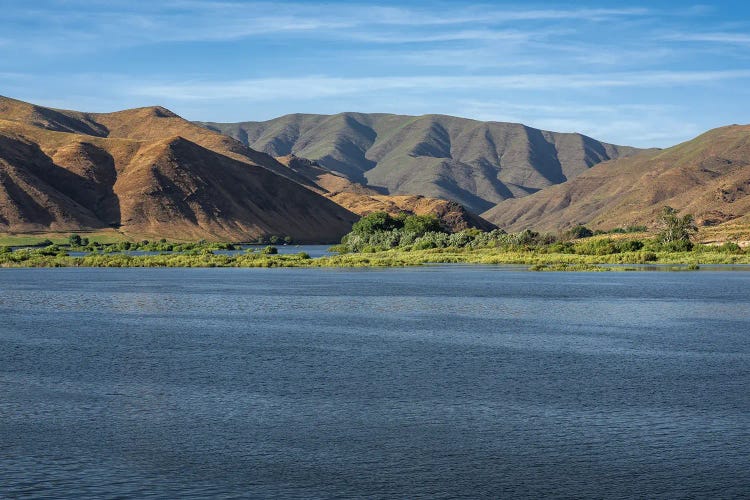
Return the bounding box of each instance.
[335,211,747,258]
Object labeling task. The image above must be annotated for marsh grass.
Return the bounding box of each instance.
[2,244,749,270]
[2,221,749,270]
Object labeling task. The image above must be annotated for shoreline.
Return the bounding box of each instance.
[3,247,750,271]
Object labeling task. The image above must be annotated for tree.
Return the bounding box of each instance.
[68,234,82,246]
[351,212,401,235]
[269,235,280,244]
[402,214,443,236]
[657,206,697,244]
[567,225,593,239]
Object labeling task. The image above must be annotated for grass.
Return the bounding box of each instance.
[0,230,128,246]
[2,222,750,271]
[2,244,749,270]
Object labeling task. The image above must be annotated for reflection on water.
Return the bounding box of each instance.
[1,267,749,498]
[64,244,335,259]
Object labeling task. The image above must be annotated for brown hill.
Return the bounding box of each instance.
[0,96,357,242]
[482,125,750,232]
[275,155,496,232]
[200,113,644,213]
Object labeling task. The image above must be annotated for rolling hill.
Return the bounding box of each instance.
[200,113,643,214]
[481,125,750,232]
[275,155,496,232]
[0,96,357,242]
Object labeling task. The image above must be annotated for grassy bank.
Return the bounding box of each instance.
[0,230,129,246]
[2,245,749,270]
[2,212,749,270]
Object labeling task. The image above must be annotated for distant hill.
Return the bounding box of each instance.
[482,125,750,232]
[199,113,643,214]
[275,155,495,232]
[0,96,357,242]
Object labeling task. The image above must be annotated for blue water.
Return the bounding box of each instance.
[1,267,749,498]
[64,244,334,258]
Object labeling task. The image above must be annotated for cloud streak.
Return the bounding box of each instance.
[663,32,750,45]
[0,2,654,50]
[128,70,750,101]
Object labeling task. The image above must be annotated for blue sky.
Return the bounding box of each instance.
[1,0,749,147]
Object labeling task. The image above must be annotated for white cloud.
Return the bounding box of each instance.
[348,29,540,44]
[0,2,653,51]
[663,32,750,45]
[454,99,703,148]
[127,70,750,101]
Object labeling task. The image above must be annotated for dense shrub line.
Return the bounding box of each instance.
[334,211,745,257]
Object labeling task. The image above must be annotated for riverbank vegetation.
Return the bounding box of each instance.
[1,208,748,270]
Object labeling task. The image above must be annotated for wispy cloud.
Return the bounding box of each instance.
[456,99,702,147]
[663,31,750,45]
[127,70,750,101]
[0,2,654,51]
[348,29,544,44]
[0,1,746,148]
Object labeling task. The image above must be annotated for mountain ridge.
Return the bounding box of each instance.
[0,96,358,242]
[199,112,646,213]
[481,124,750,231]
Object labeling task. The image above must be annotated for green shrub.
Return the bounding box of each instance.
[262,245,278,255]
[716,242,743,254]
[403,214,442,236]
[639,251,658,262]
[351,212,402,235]
[574,238,619,255]
[616,240,644,252]
[568,225,594,239]
[328,244,348,254]
[659,240,694,252]
[546,242,575,254]
[413,239,436,250]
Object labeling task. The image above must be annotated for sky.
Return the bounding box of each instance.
[0,0,749,148]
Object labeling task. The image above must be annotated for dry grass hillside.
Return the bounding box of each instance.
[200,113,644,214]
[275,155,495,232]
[482,125,750,234]
[0,96,357,242]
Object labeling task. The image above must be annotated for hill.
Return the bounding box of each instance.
[482,125,750,232]
[200,113,643,214]
[275,155,495,232]
[0,96,357,242]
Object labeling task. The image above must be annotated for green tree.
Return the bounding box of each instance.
[351,212,401,235]
[657,206,697,245]
[68,234,82,246]
[402,214,443,236]
[283,235,293,244]
[567,225,593,239]
[269,235,280,244]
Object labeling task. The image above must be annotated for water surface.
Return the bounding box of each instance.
[1,267,748,498]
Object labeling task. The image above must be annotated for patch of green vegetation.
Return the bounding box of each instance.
[1,209,748,270]
[0,231,128,246]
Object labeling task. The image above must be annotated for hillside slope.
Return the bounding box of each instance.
[275,155,495,232]
[200,113,643,213]
[482,125,750,231]
[0,96,357,241]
